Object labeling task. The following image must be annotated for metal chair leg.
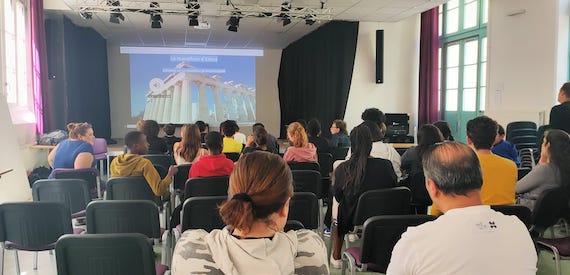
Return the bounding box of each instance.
[13,251,20,275]
[34,251,38,270]
[1,246,4,275]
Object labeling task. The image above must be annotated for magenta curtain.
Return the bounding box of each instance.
[30,0,49,134]
[418,7,440,126]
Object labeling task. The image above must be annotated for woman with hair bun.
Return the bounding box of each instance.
[48,122,96,176]
[283,122,318,162]
[172,151,329,275]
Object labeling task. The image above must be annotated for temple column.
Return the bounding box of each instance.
[235,92,247,122]
[156,90,166,123]
[213,86,225,122]
[197,82,209,121]
[244,93,255,122]
[162,87,172,122]
[170,83,182,123]
[151,95,161,120]
[180,78,191,123]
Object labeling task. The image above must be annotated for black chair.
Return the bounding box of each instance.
[284,220,305,231]
[530,187,570,236]
[291,170,322,197]
[288,192,319,230]
[86,200,161,239]
[184,176,229,200]
[181,196,227,232]
[0,202,73,274]
[52,168,102,199]
[517,167,532,180]
[332,147,350,161]
[288,161,320,172]
[32,178,91,218]
[341,215,436,274]
[173,164,192,191]
[406,173,431,214]
[225,152,241,162]
[106,177,160,203]
[55,233,169,275]
[491,205,532,228]
[506,121,537,140]
[352,187,412,228]
[142,154,175,170]
[317,153,333,179]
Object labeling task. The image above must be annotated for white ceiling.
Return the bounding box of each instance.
[44,0,448,49]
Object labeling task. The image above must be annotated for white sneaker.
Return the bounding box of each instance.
[330,255,342,269]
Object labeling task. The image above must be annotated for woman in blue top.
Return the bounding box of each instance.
[329,119,350,148]
[48,122,95,172]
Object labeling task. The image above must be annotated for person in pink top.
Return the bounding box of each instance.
[283,122,318,162]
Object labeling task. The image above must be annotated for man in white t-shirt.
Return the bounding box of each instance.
[386,142,537,275]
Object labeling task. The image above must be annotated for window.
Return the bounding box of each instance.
[2,0,34,124]
[439,0,487,142]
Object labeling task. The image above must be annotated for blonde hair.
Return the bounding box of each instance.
[287,122,308,148]
[219,152,293,234]
[178,124,202,162]
[67,122,92,139]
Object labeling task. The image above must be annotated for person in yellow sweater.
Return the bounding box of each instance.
[430,116,517,215]
[110,131,178,196]
[220,120,244,153]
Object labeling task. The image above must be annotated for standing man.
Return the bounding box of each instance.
[550,82,570,133]
[387,142,537,275]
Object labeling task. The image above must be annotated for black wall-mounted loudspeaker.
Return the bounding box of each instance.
[376,30,384,84]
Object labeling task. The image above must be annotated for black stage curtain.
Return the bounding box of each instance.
[44,16,111,139]
[278,21,359,138]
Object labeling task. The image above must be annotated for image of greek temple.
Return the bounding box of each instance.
[142,62,256,124]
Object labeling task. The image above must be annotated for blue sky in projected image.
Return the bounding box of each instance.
[130,54,255,118]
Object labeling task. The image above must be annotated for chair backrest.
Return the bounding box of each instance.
[353,187,412,226]
[56,233,157,275]
[32,179,91,215]
[0,202,72,247]
[153,164,168,179]
[52,168,99,190]
[406,172,431,205]
[531,187,570,233]
[174,164,192,190]
[86,200,161,239]
[142,154,174,175]
[288,192,319,230]
[360,215,436,273]
[225,153,241,162]
[506,121,537,135]
[181,196,227,232]
[92,138,108,160]
[332,147,350,161]
[317,153,333,178]
[184,176,229,200]
[517,167,532,180]
[510,135,538,146]
[106,177,160,205]
[288,161,320,172]
[284,220,305,231]
[291,170,322,197]
[491,205,532,227]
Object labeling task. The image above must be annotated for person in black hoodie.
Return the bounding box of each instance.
[307,118,330,154]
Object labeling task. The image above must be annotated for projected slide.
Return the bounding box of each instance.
[129,52,256,125]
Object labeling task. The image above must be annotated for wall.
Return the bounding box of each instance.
[343,18,421,134]
[107,46,282,139]
[486,0,569,127]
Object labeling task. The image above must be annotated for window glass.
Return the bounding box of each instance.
[464,1,478,29]
[446,8,459,34]
[463,88,477,111]
[446,89,458,111]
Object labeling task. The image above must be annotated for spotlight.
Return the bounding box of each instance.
[79,11,93,20]
[188,16,199,26]
[305,15,316,25]
[282,16,291,26]
[151,14,163,28]
[110,12,124,24]
[226,15,240,32]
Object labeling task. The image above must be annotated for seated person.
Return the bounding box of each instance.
[434,120,455,141]
[172,151,329,274]
[516,129,570,209]
[330,125,397,268]
[307,118,331,154]
[229,120,248,144]
[283,122,318,162]
[387,142,537,275]
[242,127,272,154]
[431,116,517,215]
[189,132,234,178]
[329,119,350,148]
[48,122,95,177]
[361,107,386,127]
[162,123,181,156]
[221,120,244,153]
[400,124,443,179]
[110,131,177,196]
[195,120,209,144]
[492,124,520,166]
[253,122,279,154]
[173,124,208,165]
[142,120,168,154]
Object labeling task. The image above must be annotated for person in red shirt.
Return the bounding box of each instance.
[189,131,235,178]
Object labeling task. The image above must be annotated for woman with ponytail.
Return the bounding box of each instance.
[172,124,208,165]
[330,124,397,268]
[48,122,95,176]
[283,122,318,162]
[172,151,329,274]
[516,129,570,209]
